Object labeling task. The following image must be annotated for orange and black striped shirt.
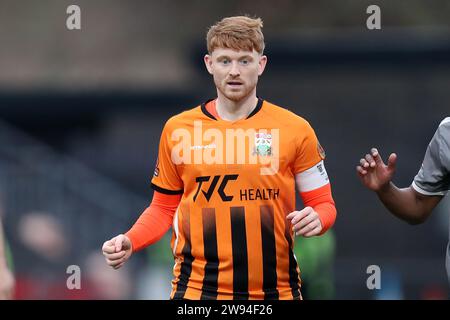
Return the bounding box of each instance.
[151,98,329,300]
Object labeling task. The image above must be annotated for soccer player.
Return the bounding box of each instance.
[357,118,450,284]
[0,217,14,300]
[102,16,337,300]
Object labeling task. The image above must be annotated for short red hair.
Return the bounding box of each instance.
[206,16,265,54]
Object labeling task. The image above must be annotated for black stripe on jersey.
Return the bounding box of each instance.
[246,98,264,119]
[201,208,219,300]
[173,208,194,299]
[230,206,249,300]
[260,205,279,299]
[284,216,301,299]
[150,182,183,195]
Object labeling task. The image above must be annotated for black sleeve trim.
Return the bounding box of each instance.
[151,183,184,195]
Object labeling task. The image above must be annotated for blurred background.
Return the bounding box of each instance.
[0,0,449,299]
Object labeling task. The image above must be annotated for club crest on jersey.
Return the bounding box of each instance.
[254,132,272,156]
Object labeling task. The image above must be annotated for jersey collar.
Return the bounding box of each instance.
[201,98,264,121]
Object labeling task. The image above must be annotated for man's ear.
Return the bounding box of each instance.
[204,54,213,75]
[258,55,267,76]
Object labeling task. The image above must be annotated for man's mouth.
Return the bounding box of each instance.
[227,81,243,86]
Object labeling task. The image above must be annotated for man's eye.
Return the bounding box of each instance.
[221,60,230,65]
[240,60,249,65]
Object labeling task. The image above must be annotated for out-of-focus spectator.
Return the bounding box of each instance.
[84,250,132,299]
[0,216,15,300]
[294,230,336,299]
[135,232,173,299]
[17,212,68,262]
[13,211,71,299]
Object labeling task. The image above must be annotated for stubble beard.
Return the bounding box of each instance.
[217,80,256,102]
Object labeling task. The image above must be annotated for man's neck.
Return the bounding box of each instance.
[216,93,258,121]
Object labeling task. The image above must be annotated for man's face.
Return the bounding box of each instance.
[204,48,267,102]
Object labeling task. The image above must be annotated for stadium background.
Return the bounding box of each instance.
[0,0,449,299]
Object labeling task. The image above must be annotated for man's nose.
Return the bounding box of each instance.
[229,62,240,77]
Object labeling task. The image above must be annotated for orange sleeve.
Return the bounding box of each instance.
[125,191,181,252]
[299,183,336,235]
[293,120,324,174]
[151,119,184,194]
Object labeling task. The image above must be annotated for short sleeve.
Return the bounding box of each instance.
[412,118,450,196]
[151,120,184,194]
[293,121,326,174]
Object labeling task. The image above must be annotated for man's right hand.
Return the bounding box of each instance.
[356,148,397,192]
[102,234,133,269]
